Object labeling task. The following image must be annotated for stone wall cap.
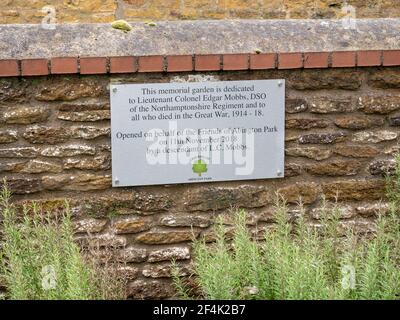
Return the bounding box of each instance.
[1,19,400,59]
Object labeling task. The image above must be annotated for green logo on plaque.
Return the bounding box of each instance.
[192,159,208,177]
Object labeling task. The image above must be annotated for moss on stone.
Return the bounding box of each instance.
[111,20,132,32]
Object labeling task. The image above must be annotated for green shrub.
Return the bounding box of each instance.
[0,184,126,300]
[174,165,400,300]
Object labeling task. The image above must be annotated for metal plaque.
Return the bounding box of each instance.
[110,79,285,187]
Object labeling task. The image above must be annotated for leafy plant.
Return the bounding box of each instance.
[174,158,400,300]
[0,183,127,300]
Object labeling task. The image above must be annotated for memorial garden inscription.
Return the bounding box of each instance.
[110,80,285,186]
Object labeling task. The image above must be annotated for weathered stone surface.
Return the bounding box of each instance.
[306,160,362,176]
[1,19,400,54]
[0,129,17,143]
[284,163,301,177]
[334,115,383,130]
[368,69,400,89]
[40,176,64,190]
[352,130,398,143]
[277,182,320,204]
[334,145,380,158]
[290,70,362,91]
[58,109,111,122]
[58,102,110,112]
[129,192,173,213]
[184,185,270,211]
[77,192,173,217]
[285,133,299,142]
[286,98,308,113]
[116,247,148,263]
[0,79,27,103]
[96,144,111,152]
[113,216,152,234]
[2,106,50,124]
[136,230,198,244]
[358,96,400,114]
[41,144,96,157]
[6,0,397,23]
[20,159,62,174]
[63,154,110,171]
[285,117,329,129]
[201,225,236,243]
[310,97,354,114]
[73,218,108,233]
[311,204,356,219]
[77,233,126,248]
[15,197,69,213]
[388,114,400,126]
[321,179,386,201]
[368,159,396,176]
[58,110,111,122]
[160,215,211,228]
[71,126,110,139]
[342,218,378,235]
[148,247,191,263]
[0,146,39,158]
[23,126,70,144]
[35,79,105,101]
[116,266,140,281]
[0,159,25,173]
[356,202,390,217]
[142,264,192,278]
[285,146,332,160]
[298,132,346,144]
[1,178,42,194]
[42,174,111,191]
[219,210,258,226]
[128,280,174,299]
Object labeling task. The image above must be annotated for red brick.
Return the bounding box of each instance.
[138,56,164,72]
[195,54,221,71]
[249,53,276,69]
[223,54,248,70]
[167,55,193,72]
[304,52,329,68]
[80,57,107,74]
[357,51,382,67]
[383,50,400,66]
[278,53,303,69]
[51,57,78,74]
[0,59,19,77]
[110,56,137,73]
[331,51,356,67]
[21,59,49,76]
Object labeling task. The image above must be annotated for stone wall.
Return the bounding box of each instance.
[1,19,400,299]
[1,65,399,298]
[1,0,400,24]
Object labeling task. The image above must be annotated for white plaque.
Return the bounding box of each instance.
[110,80,285,187]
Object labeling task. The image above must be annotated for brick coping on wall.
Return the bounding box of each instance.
[0,50,399,77]
[0,19,399,77]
